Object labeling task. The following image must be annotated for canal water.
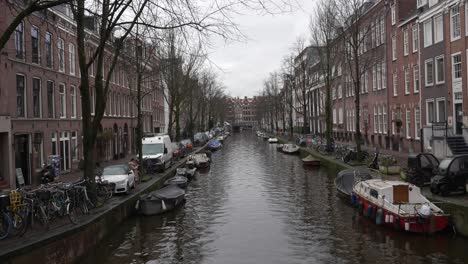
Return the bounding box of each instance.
[89,133,467,264]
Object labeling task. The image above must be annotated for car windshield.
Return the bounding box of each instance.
[143,143,164,155]
[103,165,127,175]
[438,159,452,173]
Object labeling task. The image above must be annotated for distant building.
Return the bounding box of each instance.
[226,96,258,129]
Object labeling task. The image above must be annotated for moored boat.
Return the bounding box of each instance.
[176,167,197,180]
[301,155,320,167]
[334,168,372,198]
[138,185,186,216]
[268,137,278,143]
[188,153,210,169]
[352,179,449,233]
[282,144,300,154]
[164,175,188,189]
[276,144,284,152]
[207,139,222,151]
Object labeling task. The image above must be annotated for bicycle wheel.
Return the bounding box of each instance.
[34,204,50,230]
[67,202,79,225]
[10,212,26,237]
[0,213,11,240]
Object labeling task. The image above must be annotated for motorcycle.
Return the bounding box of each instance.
[40,164,55,184]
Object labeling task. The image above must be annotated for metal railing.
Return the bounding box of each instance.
[431,121,448,138]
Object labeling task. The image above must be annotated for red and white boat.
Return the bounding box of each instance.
[352,179,449,234]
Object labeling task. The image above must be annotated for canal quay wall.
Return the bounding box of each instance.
[277,137,468,238]
[0,147,207,264]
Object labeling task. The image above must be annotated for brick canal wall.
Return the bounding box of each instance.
[277,137,468,237]
[0,147,207,264]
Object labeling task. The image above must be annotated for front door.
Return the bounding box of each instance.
[455,103,463,135]
[14,135,30,185]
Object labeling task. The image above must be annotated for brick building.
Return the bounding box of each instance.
[0,3,165,188]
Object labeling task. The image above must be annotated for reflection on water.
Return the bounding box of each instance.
[87,133,468,264]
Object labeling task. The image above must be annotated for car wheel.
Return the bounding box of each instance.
[440,184,449,197]
[126,183,130,194]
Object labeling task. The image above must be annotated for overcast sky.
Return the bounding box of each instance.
[209,0,317,98]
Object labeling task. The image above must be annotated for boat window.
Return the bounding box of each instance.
[461,158,468,170]
[420,155,431,168]
[370,189,379,199]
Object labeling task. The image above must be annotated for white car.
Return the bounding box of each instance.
[99,164,135,194]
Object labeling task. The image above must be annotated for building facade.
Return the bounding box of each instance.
[0,3,164,188]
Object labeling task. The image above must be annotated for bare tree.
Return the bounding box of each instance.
[280,54,295,139]
[309,0,340,151]
[291,36,311,135]
[335,0,377,160]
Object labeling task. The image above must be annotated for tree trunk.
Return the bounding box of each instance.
[353,43,362,160]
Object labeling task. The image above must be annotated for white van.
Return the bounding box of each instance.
[142,134,173,172]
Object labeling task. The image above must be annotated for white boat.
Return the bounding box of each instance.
[268,137,278,143]
[352,179,449,233]
[282,144,300,154]
[188,153,210,168]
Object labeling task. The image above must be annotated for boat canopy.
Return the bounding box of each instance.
[147,185,185,200]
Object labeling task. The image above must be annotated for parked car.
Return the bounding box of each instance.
[142,134,173,172]
[181,139,194,153]
[98,164,135,194]
[171,142,187,161]
[194,132,209,146]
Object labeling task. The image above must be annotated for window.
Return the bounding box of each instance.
[412,25,419,52]
[58,39,65,72]
[393,73,398,96]
[31,26,40,64]
[424,20,433,47]
[392,35,396,61]
[377,64,381,90]
[380,17,385,44]
[372,65,377,91]
[72,131,78,161]
[16,75,26,117]
[434,15,443,43]
[435,56,445,84]
[338,85,342,98]
[403,29,409,55]
[47,81,55,118]
[69,44,76,75]
[383,106,387,134]
[415,106,421,139]
[426,100,434,125]
[374,106,378,133]
[418,0,427,8]
[452,53,462,81]
[414,65,420,93]
[15,22,24,59]
[333,109,337,124]
[405,67,410,94]
[391,5,396,25]
[45,32,53,68]
[88,48,94,76]
[59,84,66,118]
[382,62,386,89]
[364,72,368,93]
[406,108,411,139]
[451,6,461,40]
[437,99,446,122]
[425,59,434,86]
[339,108,343,124]
[90,88,95,115]
[70,86,76,118]
[33,78,41,118]
[378,105,383,134]
[429,0,438,7]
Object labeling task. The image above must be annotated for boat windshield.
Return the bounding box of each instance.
[143,143,164,156]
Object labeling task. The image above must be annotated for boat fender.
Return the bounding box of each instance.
[367,205,373,218]
[358,201,364,216]
[161,199,167,211]
[376,209,384,225]
[389,214,394,223]
[385,214,389,223]
[404,222,410,231]
[351,193,357,206]
[394,216,401,231]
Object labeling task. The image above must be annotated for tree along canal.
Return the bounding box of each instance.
[86,133,467,264]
